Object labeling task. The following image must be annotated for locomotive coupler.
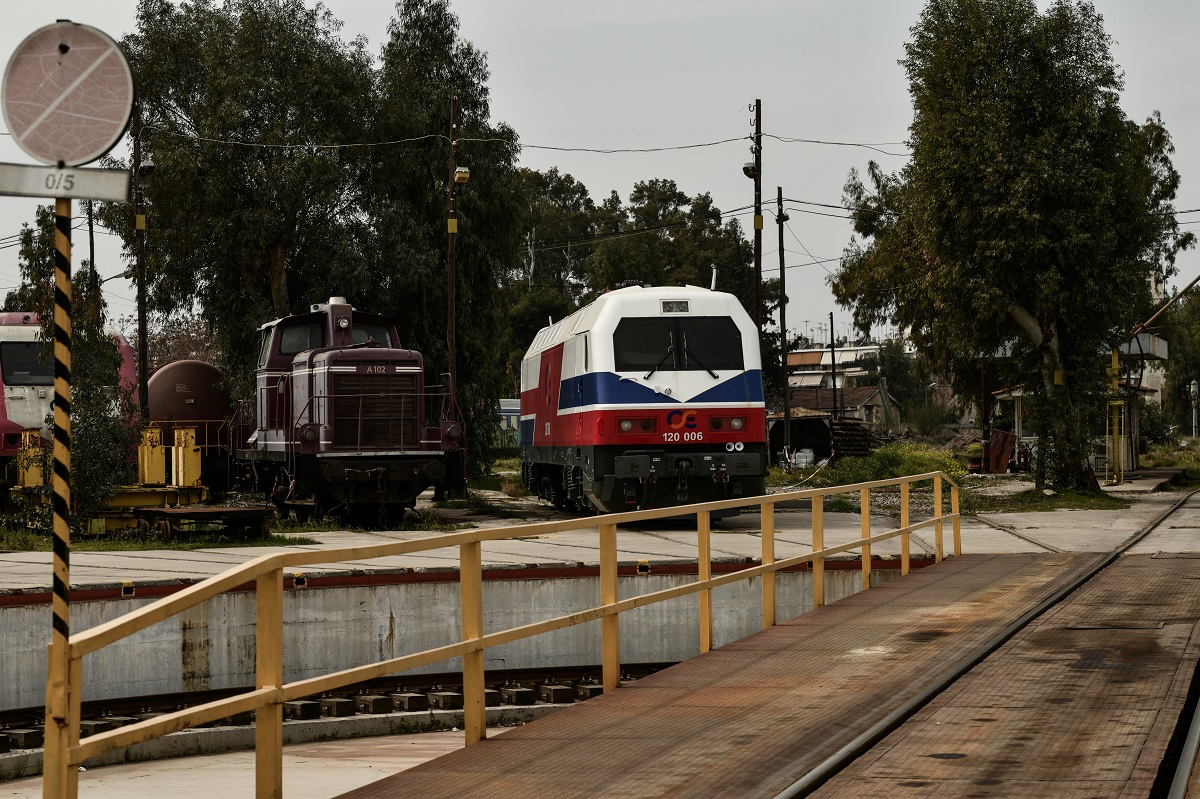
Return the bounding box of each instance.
[674,459,692,503]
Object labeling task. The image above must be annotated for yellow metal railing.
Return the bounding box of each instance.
[42,471,960,799]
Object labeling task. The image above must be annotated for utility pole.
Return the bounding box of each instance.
[777,187,790,457]
[447,96,459,395]
[829,311,838,420]
[753,99,762,334]
[743,100,763,336]
[133,117,148,420]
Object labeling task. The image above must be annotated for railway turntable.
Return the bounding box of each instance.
[335,550,1200,798]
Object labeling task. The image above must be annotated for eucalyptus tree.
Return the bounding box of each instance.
[369,0,524,469]
[109,0,376,387]
[831,0,1193,487]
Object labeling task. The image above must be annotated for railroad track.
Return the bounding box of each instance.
[0,664,673,745]
[774,489,1200,799]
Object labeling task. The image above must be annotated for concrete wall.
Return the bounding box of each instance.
[3,569,899,711]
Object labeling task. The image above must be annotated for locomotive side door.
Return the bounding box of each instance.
[570,333,587,452]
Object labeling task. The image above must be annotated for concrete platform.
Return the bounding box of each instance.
[0,478,1185,596]
[0,729,490,799]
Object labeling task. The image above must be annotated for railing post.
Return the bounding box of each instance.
[860,488,871,590]
[900,480,910,576]
[255,567,284,799]
[698,510,713,652]
[952,483,961,556]
[812,494,825,608]
[460,541,486,745]
[934,474,944,562]
[762,502,775,630]
[600,522,620,691]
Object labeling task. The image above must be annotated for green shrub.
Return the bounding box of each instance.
[818,442,966,487]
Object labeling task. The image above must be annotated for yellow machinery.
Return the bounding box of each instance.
[13,425,207,532]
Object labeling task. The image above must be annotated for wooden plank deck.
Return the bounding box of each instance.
[811,553,1200,797]
[338,551,1198,798]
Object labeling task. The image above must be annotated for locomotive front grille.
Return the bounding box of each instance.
[330,372,420,449]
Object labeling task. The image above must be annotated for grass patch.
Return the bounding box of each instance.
[965,487,1130,514]
[492,457,521,473]
[0,524,319,552]
[435,491,525,519]
[1140,441,1200,470]
[824,495,856,513]
[470,459,530,498]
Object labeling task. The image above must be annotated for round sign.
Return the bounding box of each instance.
[2,21,135,167]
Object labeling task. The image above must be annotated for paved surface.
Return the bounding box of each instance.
[1,731,486,799]
[0,473,1184,594]
[2,470,1196,797]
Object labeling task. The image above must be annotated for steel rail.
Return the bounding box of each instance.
[1168,642,1200,798]
[773,488,1200,799]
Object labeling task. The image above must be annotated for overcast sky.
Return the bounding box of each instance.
[1,0,1198,343]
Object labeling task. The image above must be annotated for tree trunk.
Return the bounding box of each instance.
[1010,304,1100,491]
[268,241,289,316]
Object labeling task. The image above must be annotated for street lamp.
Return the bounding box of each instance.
[1190,379,1198,439]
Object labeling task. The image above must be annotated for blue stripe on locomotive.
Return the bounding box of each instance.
[558,370,764,410]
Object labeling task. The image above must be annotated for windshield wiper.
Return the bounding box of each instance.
[682,333,719,378]
[684,347,719,379]
[644,345,674,380]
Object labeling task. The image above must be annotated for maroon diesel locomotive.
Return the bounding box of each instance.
[238,297,465,523]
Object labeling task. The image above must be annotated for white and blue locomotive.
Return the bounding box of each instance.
[520,284,768,513]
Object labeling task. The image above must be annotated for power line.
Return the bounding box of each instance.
[764,134,909,157]
[515,136,748,154]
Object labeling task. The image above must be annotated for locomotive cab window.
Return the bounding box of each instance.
[0,341,52,386]
[613,316,743,373]
[279,322,325,355]
[352,321,393,347]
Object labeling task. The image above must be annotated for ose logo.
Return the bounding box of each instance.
[666,410,698,430]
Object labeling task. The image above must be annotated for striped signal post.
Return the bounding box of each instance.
[44,197,75,798]
[0,22,136,797]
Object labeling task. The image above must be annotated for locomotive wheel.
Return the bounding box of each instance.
[543,476,567,510]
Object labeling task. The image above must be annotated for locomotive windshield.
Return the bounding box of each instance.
[613,316,743,373]
[279,322,325,354]
[0,341,53,385]
[353,321,393,347]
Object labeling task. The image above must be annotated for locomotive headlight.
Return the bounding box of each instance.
[337,317,349,329]
[731,417,745,430]
[445,423,462,440]
[726,442,736,452]
[302,427,318,442]
[620,419,634,433]
[734,442,744,451]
